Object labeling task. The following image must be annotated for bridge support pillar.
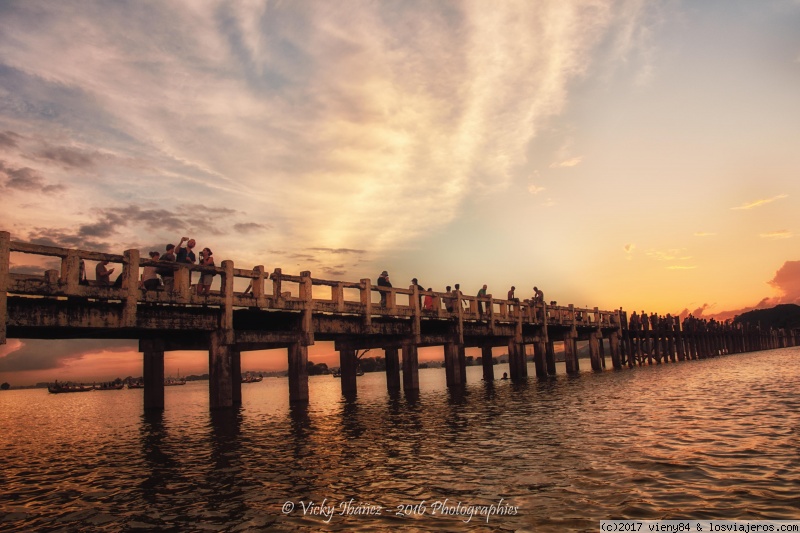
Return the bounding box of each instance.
[402,344,419,392]
[209,330,234,409]
[564,333,579,375]
[384,347,401,391]
[339,348,358,396]
[508,340,527,380]
[589,332,602,372]
[444,343,464,386]
[141,339,164,410]
[609,332,622,370]
[533,339,547,378]
[546,340,556,375]
[288,343,309,403]
[481,345,494,381]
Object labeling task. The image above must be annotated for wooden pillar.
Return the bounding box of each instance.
[589,332,602,372]
[546,339,556,375]
[299,271,314,346]
[481,345,494,381]
[533,338,548,378]
[444,342,462,386]
[385,347,401,391]
[231,345,242,405]
[209,330,234,409]
[609,332,622,370]
[564,333,579,375]
[220,260,235,344]
[0,231,8,345]
[339,348,358,396]
[401,344,419,392]
[508,339,527,380]
[141,338,164,410]
[288,342,309,403]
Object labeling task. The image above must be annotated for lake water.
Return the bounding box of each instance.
[2,348,799,532]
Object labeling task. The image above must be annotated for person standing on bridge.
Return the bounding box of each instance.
[196,248,215,296]
[477,284,488,317]
[377,271,392,308]
[444,285,453,312]
[142,251,162,291]
[157,244,177,292]
[96,260,114,286]
[176,237,196,290]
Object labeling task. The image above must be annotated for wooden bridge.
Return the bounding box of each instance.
[1,231,797,409]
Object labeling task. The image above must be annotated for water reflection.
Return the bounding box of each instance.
[2,349,800,531]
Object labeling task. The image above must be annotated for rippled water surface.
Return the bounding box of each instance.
[2,349,799,531]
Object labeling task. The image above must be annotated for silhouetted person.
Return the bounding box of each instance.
[378,271,391,308]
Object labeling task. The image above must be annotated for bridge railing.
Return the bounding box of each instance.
[1,232,621,346]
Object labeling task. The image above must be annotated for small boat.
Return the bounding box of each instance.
[48,382,93,394]
[93,382,124,391]
[331,368,364,377]
[127,381,144,389]
[241,372,263,383]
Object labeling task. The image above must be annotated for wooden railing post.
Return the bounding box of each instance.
[410,284,421,343]
[272,268,283,307]
[122,249,139,327]
[0,231,8,344]
[220,260,234,344]
[300,271,313,345]
[361,278,372,331]
[333,282,345,313]
[60,250,81,294]
[252,265,266,308]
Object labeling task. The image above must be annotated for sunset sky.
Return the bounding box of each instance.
[1,1,799,386]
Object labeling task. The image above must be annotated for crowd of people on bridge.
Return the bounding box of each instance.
[628,310,738,334]
[379,271,547,317]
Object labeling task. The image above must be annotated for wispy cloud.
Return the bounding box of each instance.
[528,184,546,194]
[549,156,583,168]
[646,248,692,261]
[731,194,788,210]
[759,230,792,239]
[666,265,697,270]
[0,1,651,262]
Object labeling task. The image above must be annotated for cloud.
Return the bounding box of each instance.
[684,260,800,321]
[549,156,583,168]
[0,1,653,256]
[646,248,691,261]
[624,243,635,253]
[0,339,134,372]
[233,222,270,233]
[307,247,366,255]
[759,230,792,239]
[0,160,65,193]
[30,144,99,169]
[0,131,21,149]
[528,184,546,194]
[541,198,556,207]
[731,194,788,210]
[666,265,696,270]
